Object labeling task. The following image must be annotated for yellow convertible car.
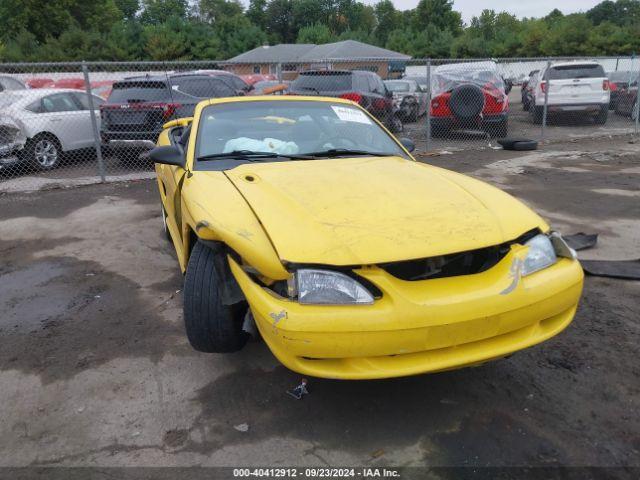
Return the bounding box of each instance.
[151,96,583,380]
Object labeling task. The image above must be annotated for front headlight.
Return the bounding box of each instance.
[291,269,374,305]
[522,234,557,276]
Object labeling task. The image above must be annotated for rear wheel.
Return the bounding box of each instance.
[183,241,248,353]
[25,134,62,171]
[595,105,608,125]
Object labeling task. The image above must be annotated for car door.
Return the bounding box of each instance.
[157,124,192,242]
[25,92,88,152]
[72,92,104,149]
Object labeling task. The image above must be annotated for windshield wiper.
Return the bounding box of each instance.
[197,150,313,161]
[303,149,397,158]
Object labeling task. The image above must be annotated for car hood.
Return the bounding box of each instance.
[221,156,547,266]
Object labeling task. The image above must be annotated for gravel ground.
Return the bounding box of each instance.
[0,134,639,475]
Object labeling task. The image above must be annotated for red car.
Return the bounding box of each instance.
[430,63,509,138]
[25,78,54,89]
[52,78,86,89]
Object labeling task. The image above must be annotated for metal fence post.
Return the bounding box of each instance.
[541,59,551,141]
[82,62,106,182]
[425,59,432,152]
[276,63,283,83]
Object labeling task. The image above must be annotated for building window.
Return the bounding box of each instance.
[283,64,298,72]
[253,65,261,74]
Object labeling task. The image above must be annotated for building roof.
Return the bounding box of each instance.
[225,40,410,64]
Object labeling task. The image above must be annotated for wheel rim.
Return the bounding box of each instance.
[34,139,58,167]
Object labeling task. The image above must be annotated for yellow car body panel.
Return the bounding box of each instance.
[154,96,584,380]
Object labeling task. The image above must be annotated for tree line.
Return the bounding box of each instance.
[0,0,638,62]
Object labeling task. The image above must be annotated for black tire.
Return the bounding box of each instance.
[24,133,62,171]
[530,106,543,124]
[183,241,248,353]
[632,100,638,122]
[389,114,403,134]
[498,138,538,151]
[449,84,484,121]
[595,106,608,125]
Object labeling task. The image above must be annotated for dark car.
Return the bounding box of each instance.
[521,70,539,111]
[608,71,635,110]
[614,72,639,121]
[430,63,509,138]
[288,70,401,132]
[190,70,253,95]
[100,74,237,152]
[0,75,26,92]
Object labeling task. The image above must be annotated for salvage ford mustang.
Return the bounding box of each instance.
[151,95,583,380]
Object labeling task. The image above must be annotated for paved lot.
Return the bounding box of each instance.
[0,134,639,470]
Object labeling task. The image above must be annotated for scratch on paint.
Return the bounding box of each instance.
[269,310,287,325]
[500,258,523,295]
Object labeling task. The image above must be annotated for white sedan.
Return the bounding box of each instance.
[0,88,104,171]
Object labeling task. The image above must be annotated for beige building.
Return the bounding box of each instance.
[222,40,411,81]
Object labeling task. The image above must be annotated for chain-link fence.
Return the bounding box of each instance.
[0,57,638,191]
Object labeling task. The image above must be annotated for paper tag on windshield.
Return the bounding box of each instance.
[331,106,372,124]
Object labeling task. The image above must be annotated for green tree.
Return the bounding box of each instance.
[213,15,267,57]
[115,0,140,19]
[143,17,190,59]
[374,0,399,45]
[265,0,296,43]
[198,0,243,23]
[140,0,188,24]
[297,23,332,44]
[247,0,268,29]
[413,0,462,35]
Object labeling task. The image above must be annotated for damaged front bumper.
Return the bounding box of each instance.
[229,245,583,380]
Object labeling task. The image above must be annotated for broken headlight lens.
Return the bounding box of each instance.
[293,269,374,305]
[522,234,557,276]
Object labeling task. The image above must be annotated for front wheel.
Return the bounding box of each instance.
[183,241,248,353]
[25,134,62,171]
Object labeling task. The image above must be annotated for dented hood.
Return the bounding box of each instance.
[222,156,546,266]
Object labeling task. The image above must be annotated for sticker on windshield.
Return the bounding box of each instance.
[331,106,372,124]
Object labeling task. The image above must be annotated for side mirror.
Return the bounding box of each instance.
[399,137,415,152]
[504,79,513,94]
[150,145,185,167]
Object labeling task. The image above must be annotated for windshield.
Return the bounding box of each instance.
[195,100,407,167]
[385,81,411,92]
[547,64,605,80]
[108,81,169,103]
[291,72,353,92]
[431,70,505,95]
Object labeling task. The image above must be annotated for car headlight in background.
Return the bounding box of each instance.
[290,269,374,305]
[522,234,557,276]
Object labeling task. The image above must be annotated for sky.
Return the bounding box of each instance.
[371,0,604,24]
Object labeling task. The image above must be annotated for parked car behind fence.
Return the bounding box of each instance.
[0,88,104,171]
[288,70,401,133]
[430,62,509,138]
[384,79,427,123]
[100,73,238,161]
[529,62,610,124]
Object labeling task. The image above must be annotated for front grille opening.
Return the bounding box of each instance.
[380,244,511,281]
